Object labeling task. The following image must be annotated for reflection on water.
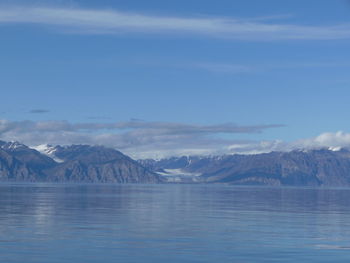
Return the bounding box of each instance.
[1,184,350,262]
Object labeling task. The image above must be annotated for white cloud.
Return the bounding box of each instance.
[2,119,350,159]
[225,131,350,156]
[226,140,286,155]
[292,131,350,150]
[0,119,283,158]
[1,6,350,40]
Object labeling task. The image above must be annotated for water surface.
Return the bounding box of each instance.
[1,184,350,262]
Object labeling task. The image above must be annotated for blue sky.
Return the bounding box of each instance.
[1,0,350,158]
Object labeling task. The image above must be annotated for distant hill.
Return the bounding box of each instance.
[3,140,350,186]
[140,149,350,186]
[0,141,162,183]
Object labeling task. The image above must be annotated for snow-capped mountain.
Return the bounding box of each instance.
[140,149,350,186]
[3,140,350,186]
[0,141,162,183]
[32,144,64,163]
[1,141,28,151]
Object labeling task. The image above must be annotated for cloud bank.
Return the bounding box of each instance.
[224,131,350,156]
[1,6,350,40]
[0,119,283,158]
[1,119,350,159]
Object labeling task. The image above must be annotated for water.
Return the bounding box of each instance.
[1,184,350,262]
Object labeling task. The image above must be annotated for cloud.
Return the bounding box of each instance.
[292,131,350,150]
[226,140,287,155]
[2,119,350,159]
[0,119,283,158]
[1,6,350,40]
[29,109,50,114]
[224,131,350,156]
[193,63,253,74]
[189,61,350,74]
[86,116,111,120]
[0,120,283,134]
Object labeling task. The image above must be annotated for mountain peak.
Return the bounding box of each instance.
[329,146,343,152]
[31,144,64,163]
[1,141,28,151]
[0,140,161,183]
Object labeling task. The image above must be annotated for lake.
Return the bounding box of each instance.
[1,183,350,262]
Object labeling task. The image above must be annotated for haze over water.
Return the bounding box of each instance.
[1,184,350,262]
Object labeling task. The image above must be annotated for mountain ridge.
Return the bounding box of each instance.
[2,140,350,186]
[139,148,350,186]
[0,141,162,183]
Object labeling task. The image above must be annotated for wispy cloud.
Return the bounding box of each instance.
[86,116,111,120]
[1,6,350,40]
[0,119,283,158]
[1,119,350,158]
[29,109,50,114]
[188,61,350,74]
[0,119,284,133]
[225,131,350,155]
[193,63,253,74]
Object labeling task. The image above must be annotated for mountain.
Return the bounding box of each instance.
[0,141,162,183]
[139,156,204,183]
[140,149,350,186]
[0,147,37,181]
[3,140,350,186]
[2,141,57,171]
[42,145,162,183]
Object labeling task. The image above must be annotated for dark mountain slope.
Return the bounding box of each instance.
[0,148,37,181]
[43,145,163,183]
[0,141,162,183]
[141,149,350,186]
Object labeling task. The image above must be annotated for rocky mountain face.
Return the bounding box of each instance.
[43,145,161,183]
[140,149,350,186]
[0,148,37,181]
[0,141,162,183]
[3,140,350,186]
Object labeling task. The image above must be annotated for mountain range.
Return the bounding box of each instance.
[1,140,350,186]
[0,141,162,183]
[140,149,350,186]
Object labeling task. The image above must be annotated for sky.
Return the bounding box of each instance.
[1,0,350,158]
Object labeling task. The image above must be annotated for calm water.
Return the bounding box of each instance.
[1,184,350,262]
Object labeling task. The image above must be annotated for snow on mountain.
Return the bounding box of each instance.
[329,146,342,152]
[156,168,202,177]
[31,144,64,163]
[1,141,28,151]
